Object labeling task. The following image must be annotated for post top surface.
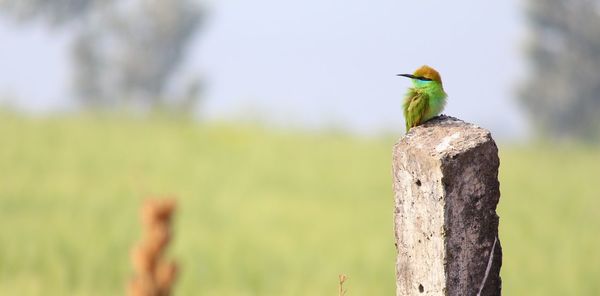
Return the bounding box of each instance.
[396,115,493,159]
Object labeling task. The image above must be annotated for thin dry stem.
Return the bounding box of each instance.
[338,274,348,296]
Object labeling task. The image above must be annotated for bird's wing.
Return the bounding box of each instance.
[403,90,430,131]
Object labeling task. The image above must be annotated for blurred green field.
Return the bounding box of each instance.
[0,113,599,295]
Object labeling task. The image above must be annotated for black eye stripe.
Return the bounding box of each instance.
[416,76,432,81]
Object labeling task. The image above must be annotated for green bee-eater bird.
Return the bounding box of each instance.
[397,65,447,132]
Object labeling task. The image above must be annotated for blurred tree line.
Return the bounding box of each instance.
[0,0,203,114]
[2,0,599,140]
[522,0,600,141]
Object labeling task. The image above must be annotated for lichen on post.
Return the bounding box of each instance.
[392,116,502,296]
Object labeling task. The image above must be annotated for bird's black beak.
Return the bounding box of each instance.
[397,74,416,79]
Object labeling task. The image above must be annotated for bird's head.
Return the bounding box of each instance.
[397,65,443,89]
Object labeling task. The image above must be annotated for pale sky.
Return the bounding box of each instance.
[0,0,529,138]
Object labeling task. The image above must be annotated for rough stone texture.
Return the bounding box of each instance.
[392,116,502,296]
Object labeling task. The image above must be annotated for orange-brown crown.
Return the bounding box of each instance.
[413,65,442,83]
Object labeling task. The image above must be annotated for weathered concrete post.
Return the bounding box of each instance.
[392,116,502,296]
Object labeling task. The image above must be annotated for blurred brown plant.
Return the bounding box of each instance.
[128,198,178,296]
[338,274,348,296]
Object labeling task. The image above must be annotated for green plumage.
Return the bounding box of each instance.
[403,89,428,132]
[398,65,447,132]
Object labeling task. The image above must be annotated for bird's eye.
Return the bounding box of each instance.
[418,77,432,81]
